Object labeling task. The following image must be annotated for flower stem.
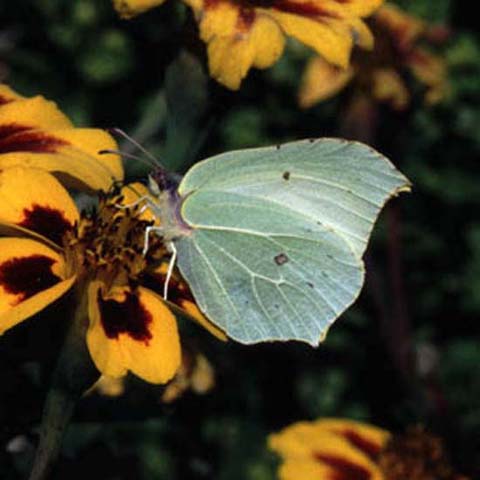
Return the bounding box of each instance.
[28,386,77,480]
[28,290,99,480]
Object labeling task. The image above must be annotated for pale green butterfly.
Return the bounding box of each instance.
[136,138,410,346]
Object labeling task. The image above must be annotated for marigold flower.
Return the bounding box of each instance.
[113,0,383,90]
[269,418,389,480]
[269,419,468,480]
[161,347,215,403]
[0,84,123,191]
[298,3,449,109]
[0,168,224,383]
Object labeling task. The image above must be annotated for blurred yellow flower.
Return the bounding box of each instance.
[113,0,383,90]
[113,0,166,18]
[0,170,224,384]
[0,84,122,191]
[161,347,215,402]
[298,3,449,110]
[269,418,389,480]
[269,420,469,480]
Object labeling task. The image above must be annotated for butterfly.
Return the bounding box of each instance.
[123,137,410,346]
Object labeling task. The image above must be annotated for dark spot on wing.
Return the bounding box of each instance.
[282,171,290,180]
[0,255,61,305]
[274,253,289,265]
[307,282,314,288]
[275,144,281,150]
[98,289,153,345]
[309,138,315,143]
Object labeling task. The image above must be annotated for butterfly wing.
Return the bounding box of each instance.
[174,139,410,345]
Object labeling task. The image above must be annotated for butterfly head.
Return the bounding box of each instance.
[148,168,179,197]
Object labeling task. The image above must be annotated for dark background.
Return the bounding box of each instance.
[1,0,479,478]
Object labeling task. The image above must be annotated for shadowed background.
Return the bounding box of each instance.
[0,0,479,478]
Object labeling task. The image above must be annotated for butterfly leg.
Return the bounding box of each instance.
[142,225,164,256]
[163,242,177,300]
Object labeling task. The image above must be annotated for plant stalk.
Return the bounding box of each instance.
[28,289,99,480]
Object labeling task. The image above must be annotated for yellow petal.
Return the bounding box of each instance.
[86,375,126,397]
[87,282,181,384]
[269,423,385,480]
[0,93,123,191]
[161,350,215,403]
[277,458,376,480]
[269,420,388,460]
[0,149,121,193]
[351,18,375,50]
[270,11,353,68]
[250,16,286,69]
[0,84,25,105]
[408,48,448,105]
[371,68,410,111]
[120,182,158,224]
[0,167,79,246]
[196,1,239,41]
[319,0,383,17]
[113,0,166,19]
[298,56,354,108]
[206,14,285,90]
[313,418,391,457]
[0,95,73,130]
[0,238,74,334]
[87,282,127,379]
[206,30,258,90]
[54,128,124,187]
[187,0,380,89]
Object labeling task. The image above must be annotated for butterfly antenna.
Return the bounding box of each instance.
[109,128,164,169]
[99,148,157,169]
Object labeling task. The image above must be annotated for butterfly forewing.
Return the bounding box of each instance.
[172,139,410,345]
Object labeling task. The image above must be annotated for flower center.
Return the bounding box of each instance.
[378,427,464,480]
[64,192,167,290]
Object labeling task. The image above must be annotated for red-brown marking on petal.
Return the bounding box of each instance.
[238,7,256,30]
[0,95,14,106]
[204,0,340,20]
[239,0,341,19]
[0,123,68,154]
[204,0,221,9]
[340,430,383,459]
[314,454,371,480]
[19,204,73,246]
[0,124,34,138]
[0,255,61,304]
[272,0,341,18]
[98,290,153,345]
